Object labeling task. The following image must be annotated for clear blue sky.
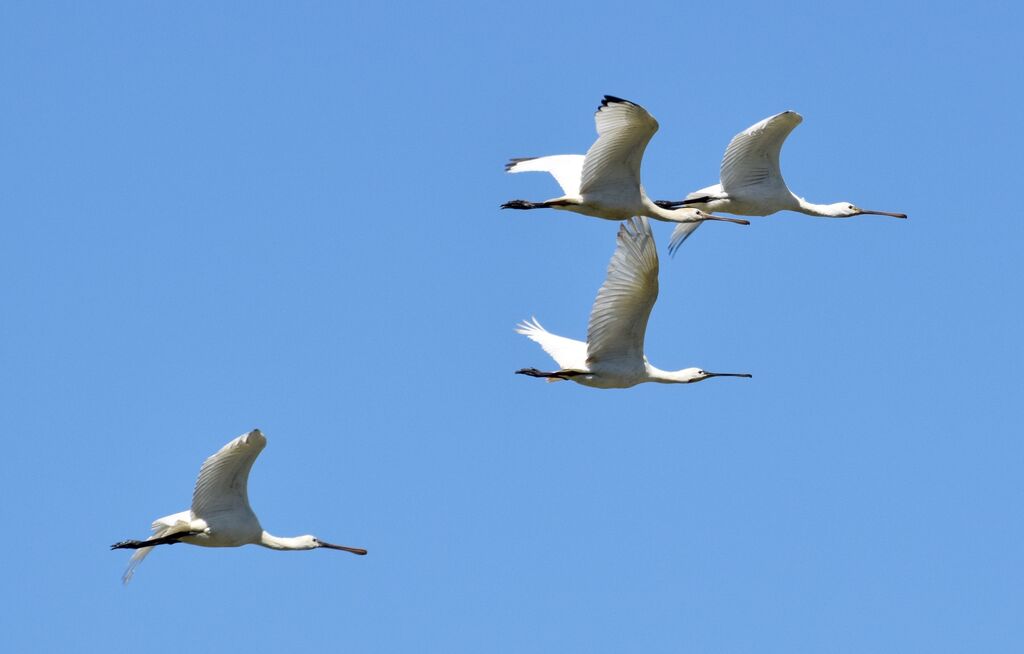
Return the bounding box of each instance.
[1,2,1021,652]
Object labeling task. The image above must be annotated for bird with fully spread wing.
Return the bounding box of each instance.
[112,429,366,583]
[515,216,751,389]
[657,110,907,253]
[502,96,749,234]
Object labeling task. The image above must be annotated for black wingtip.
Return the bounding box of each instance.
[505,157,536,172]
[601,95,631,107]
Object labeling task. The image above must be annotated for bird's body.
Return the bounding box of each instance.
[112,429,366,583]
[515,217,751,389]
[502,96,749,231]
[662,110,907,253]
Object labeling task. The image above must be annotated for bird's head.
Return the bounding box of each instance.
[674,367,753,383]
[828,202,907,219]
[307,536,368,555]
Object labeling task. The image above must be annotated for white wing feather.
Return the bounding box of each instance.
[586,217,658,366]
[121,510,193,584]
[505,155,585,197]
[516,317,588,371]
[121,430,266,584]
[191,429,266,522]
[667,184,724,254]
[720,111,802,193]
[579,97,658,198]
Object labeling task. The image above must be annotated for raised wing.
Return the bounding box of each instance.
[720,111,802,194]
[579,96,659,198]
[505,155,585,197]
[586,217,659,366]
[516,317,588,370]
[191,429,266,521]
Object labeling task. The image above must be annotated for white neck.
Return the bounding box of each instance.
[794,195,841,217]
[646,364,693,384]
[259,532,314,551]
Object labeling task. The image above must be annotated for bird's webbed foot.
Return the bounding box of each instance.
[515,367,586,380]
[110,532,194,550]
[501,199,541,210]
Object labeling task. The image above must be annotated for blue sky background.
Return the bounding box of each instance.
[1,2,1021,652]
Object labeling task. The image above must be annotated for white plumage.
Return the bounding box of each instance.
[516,217,751,389]
[113,429,366,584]
[502,96,749,234]
[665,110,907,253]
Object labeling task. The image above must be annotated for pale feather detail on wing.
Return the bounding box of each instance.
[686,183,724,203]
[505,155,585,197]
[515,317,588,371]
[121,510,193,584]
[666,183,724,253]
[720,111,803,193]
[586,217,659,366]
[668,222,702,255]
[579,97,659,198]
[191,430,266,523]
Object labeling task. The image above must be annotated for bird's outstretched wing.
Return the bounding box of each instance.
[666,184,724,254]
[505,155,585,197]
[515,317,588,370]
[191,429,266,522]
[586,217,659,366]
[719,111,803,194]
[121,510,192,584]
[579,96,659,198]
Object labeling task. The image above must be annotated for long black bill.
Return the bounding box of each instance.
[704,372,753,379]
[319,541,368,555]
[704,215,750,225]
[858,209,908,219]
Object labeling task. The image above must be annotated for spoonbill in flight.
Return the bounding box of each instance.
[657,110,907,254]
[501,96,749,232]
[515,217,751,389]
[111,429,366,583]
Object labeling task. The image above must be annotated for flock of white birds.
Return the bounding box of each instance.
[507,95,905,389]
[112,95,905,583]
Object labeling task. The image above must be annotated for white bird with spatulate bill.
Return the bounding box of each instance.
[659,110,908,254]
[112,429,366,584]
[501,96,749,235]
[515,217,751,389]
